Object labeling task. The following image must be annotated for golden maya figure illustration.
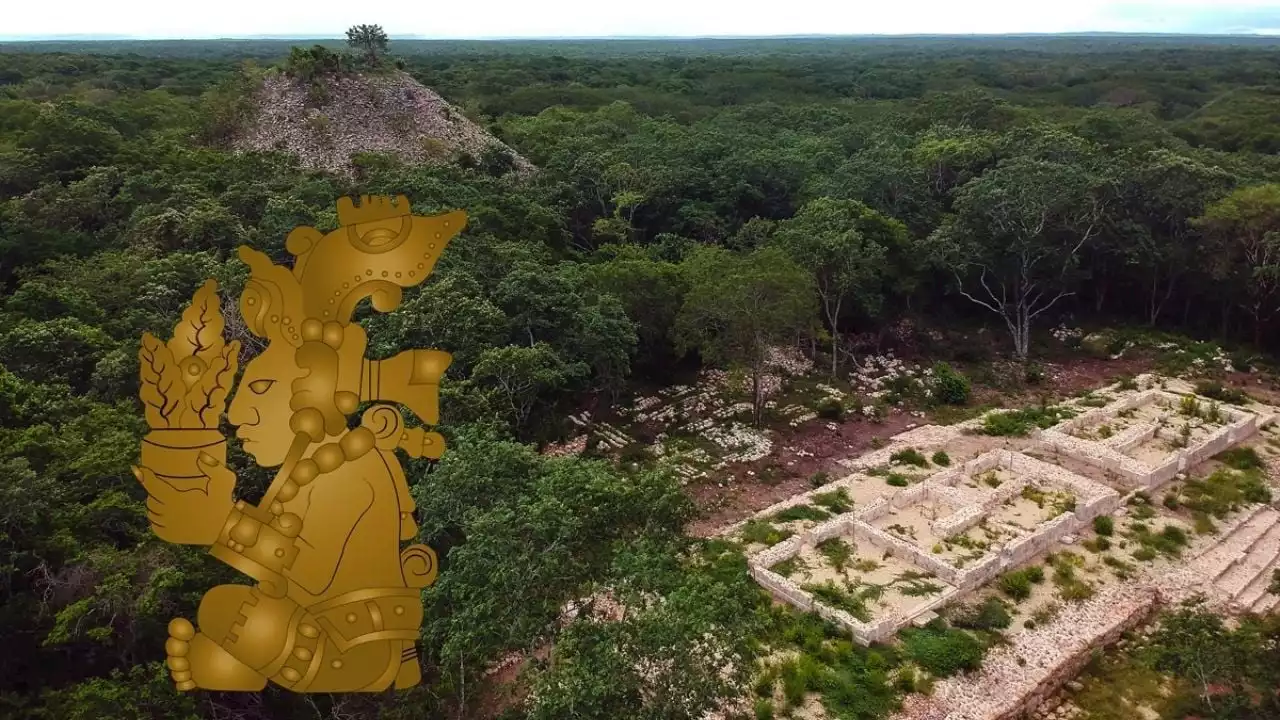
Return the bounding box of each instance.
[133,195,463,693]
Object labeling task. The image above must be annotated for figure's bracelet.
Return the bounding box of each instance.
[209,501,302,598]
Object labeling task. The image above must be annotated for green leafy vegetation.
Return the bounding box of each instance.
[772,504,833,523]
[931,450,951,467]
[1193,380,1251,404]
[1050,552,1096,601]
[997,566,1045,601]
[981,406,1076,437]
[901,619,987,677]
[1072,599,1280,720]
[6,31,1280,720]
[950,597,1012,631]
[742,519,795,546]
[1179,468,1273,519]
[930,363,971,406]
[817,538,855,573]
[1216,446,1264,471]
[811,488,854,513]
[890,448,929,467]
[886,474,910,487]
[803,581,874,622]
[1093,515,1115,536]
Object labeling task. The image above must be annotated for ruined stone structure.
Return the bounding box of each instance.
[724,374,1280,719]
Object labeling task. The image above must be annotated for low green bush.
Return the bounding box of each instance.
[931,363,971,406]
[890,448,929,467]
[902,622,985,677]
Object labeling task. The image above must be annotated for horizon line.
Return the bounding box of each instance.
[4,30,1280,42]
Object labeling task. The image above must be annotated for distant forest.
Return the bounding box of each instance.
[2,35,1280,720]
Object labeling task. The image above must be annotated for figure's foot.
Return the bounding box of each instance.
[165,617,267,692]
[394,646,422,689]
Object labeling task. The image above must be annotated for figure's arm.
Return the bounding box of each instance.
[285,477,374,596]
[207,477,374,598]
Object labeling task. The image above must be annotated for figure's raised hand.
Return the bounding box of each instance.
[134,452,236,546]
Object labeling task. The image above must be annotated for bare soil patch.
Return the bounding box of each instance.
[687,413,915,537]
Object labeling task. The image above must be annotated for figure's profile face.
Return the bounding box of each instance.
[228,343,305,467]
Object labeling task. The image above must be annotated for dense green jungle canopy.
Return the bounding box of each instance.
[2,35,1280,720]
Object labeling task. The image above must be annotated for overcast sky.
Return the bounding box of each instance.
[5,0,1280,39]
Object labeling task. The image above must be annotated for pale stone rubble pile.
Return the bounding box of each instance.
[235,71,535,178]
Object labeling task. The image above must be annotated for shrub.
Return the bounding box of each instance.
[1031,602,1062,625]
[1181,468,1271,519]
[932,450,951,466]
[998,571,1032,600]
[893,667,917,693]
[891,448,929,467]
[1024,362,1046,385]
[1163,492,1180,510]
[981,406,1076,437]
[1194,380,1250,404]
[903,623,985,677]
[771,556,803,578]
[1218,447,1264,471]
[1115,375,1139,391]
[809,471,831,488]
[1093,516,1114,536]
[754,699,774,720]
[817,538,854,572]
[887,474,910,487]
[1192,512,1217,535]
[1058,581,1095,602]
[771,504,831,523]
[811,488,853,513]
[931,363,971,405]
[1082,537,1110,553]
[741,520,793,546]
[952,597,1012,631]
[816,397,845,421]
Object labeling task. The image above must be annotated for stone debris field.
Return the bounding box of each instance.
[720,374,1280,720]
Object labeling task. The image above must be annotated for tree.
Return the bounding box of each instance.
[468,343,583,435]
[582,251,688,373]
[1193,184,1280,345]
[345,24,389,66]
[675,246,819,425]
[772,198,890,377]
[1107,149,1235,326]
[524,541,760,720]
[930,157,1110,361]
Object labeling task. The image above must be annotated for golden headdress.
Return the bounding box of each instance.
[236,195,464,448]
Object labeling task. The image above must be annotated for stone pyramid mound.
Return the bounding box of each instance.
[233,69,535,178]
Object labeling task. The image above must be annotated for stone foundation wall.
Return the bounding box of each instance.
[853,523,962,584]
[991,593,1157,720]
[751,569,814,611]
[933,504,988,538]
[857,496,891,521]
[1108,422,1158,451]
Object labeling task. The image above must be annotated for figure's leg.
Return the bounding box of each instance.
[165,617,267,692]
[395,642,422,689]
[165,585,271,692]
